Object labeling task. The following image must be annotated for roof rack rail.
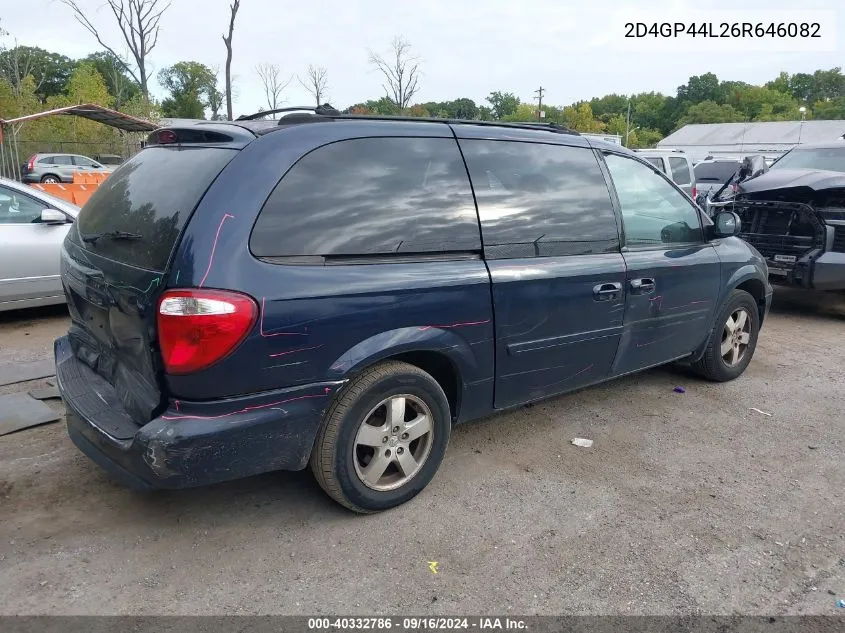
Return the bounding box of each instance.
[236,104,341,121]
[334,114,580,135]
[236,105,580,136]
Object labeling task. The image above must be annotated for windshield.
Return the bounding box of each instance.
[694,161,741,182]
[769,147,845,173]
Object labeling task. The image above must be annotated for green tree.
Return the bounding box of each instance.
[447,98,478,119]
[486,91,519,119]
[64,62,113,106]
[676,100,744,126]
[812,96,845,119]
[158,61,217,119]
[677,72,721,106]
[83,51,140,108]
[0,45,75,101]
[633,128,663,149]
[589,93,628,120]
[562,102,605,132]
[502,103,536,122]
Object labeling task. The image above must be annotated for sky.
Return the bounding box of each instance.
[1,0,841,117]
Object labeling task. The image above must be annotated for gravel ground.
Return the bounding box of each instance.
[0,291,843,616]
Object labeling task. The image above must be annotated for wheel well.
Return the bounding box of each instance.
[388,351,460,422]
[736,279,766,324]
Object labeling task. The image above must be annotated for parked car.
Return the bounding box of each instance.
[633,149,697,199]
[21,153,115,184]
[710,142,845,290]
[694,158,744,199]
[55,112,772,513]
[0,177,79,311]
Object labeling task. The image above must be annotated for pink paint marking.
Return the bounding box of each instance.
[259,297,309,337]
[174,400,181,412]
[198,213,234,288]
[418,319,491,332]
[268,344,324,358]
[161,393,328,421]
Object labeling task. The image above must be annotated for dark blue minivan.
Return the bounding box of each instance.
[54,110,772,512]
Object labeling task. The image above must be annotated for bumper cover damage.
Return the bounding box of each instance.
[55,335,343,490]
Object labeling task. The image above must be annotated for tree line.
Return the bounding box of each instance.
[2,2,845,155]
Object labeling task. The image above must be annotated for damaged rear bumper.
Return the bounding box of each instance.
[55,335,343,490]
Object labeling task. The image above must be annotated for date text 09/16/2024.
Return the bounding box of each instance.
[625,22,821,38]
[307,617,528,630]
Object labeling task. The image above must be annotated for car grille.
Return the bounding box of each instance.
[833,225,845,253]
[732,199,825,265]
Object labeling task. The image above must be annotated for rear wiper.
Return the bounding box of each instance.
[81,230,143,244]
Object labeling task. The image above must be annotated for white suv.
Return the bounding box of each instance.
[634,149,697,199]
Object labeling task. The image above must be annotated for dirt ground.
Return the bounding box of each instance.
[0,291,843,616]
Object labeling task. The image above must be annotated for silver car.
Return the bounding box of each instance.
[633,149,697,199]
[21,153,115,184]
[0,177,79,311]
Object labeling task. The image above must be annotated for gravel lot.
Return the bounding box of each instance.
[0,291,843,616]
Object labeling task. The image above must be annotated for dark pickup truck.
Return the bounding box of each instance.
[705,142,845,291]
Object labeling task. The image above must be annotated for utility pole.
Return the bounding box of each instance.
[535,86,544,121]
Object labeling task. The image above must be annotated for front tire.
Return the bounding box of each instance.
[692,289,760,381]
[310,361,451,513]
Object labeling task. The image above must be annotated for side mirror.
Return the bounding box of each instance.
[712,211,742,238]
[40,208,68,225]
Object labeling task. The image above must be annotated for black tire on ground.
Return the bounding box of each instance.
[310,361,452,513]
[692,289,760,382]
[40,175,60,183]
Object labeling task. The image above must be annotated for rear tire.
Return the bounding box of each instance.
[310,361,451,513]
[40,175,60,184]
[692,289,759,382]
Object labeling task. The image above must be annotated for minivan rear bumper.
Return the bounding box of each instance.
[55,335,343,490]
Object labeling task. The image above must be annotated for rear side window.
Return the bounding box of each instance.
[74,146,237,271]
[250,137,481,259]
[694,161,741,182]
[643,156,665,171]
[668,157,691,185]
[73,156,97,167]
[37,157,55,165]
[52,156,73,166]
[459,139,619,258]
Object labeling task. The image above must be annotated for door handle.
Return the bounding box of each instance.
[630,278,656,294]
[593,282,622,301]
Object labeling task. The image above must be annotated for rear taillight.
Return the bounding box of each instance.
[691,186,697,199]
[26,156,36,172]
[157,289,258,375]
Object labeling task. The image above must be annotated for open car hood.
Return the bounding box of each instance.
[739,169,845,194]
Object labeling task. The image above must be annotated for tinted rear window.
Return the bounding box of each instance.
[694,161,740,182]
[250,137,481,259]
[74,146,236,270]
[459,139,618,258]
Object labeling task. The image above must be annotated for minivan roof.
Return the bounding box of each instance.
[151,106,583,141]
